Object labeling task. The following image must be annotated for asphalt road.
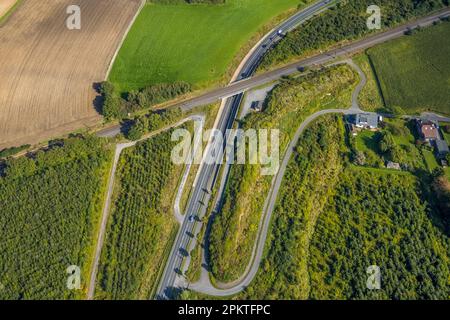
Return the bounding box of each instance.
[97,8,450,139]
[86,115,202,300]
[189,60,366,295]
[155,0,336,299]
[176,7,450,110]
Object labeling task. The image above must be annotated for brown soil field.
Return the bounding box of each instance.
[0,0,142,149]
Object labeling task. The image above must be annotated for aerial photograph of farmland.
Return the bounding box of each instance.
[0,0,449,312]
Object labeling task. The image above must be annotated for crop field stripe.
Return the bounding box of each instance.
[0,0,142,149]
[367,22,450,115]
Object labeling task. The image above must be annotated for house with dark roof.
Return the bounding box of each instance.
[354,113,379,129]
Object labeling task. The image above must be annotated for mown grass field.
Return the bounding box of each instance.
[109,0,304,92]
[367,22,450,115]
[238,117,449,300]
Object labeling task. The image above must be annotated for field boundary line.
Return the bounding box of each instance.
[104,0,146,80]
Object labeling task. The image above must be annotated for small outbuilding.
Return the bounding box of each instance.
[435,140,449,159]
[251,101,263,112]
[386,161,401,170]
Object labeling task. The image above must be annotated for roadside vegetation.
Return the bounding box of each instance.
[0,136,112,299]
[367,20,450,115]
[208,65,358,283]
[260,0,448,72]
[95,128,186,299]
[109,0,308,93]
[353,54,386,113]
[240,115,346,299]
[0,144,30,158]
[349,117,448,174]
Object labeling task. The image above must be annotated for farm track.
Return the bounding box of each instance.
[0,0,142,149]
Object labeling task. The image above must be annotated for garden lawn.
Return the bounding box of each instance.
[109,0,304,93]
[423,149,439,172]
[355,130,379,154]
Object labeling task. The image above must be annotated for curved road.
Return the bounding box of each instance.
[155,0,338,300]
[87,115,204,300]
[156,6,450,299]
[189,60,366,296]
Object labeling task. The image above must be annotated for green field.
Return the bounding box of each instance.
[367,22,450,115]
[109,0,304,92]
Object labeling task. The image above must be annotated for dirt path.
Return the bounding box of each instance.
[87,115,204,300]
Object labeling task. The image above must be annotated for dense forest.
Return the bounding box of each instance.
[96,128,185,299]
[240,115,449,299]
[0,137,112,299]
[309,169,449,299]
[260,0,448,69]
[208,65,357,283]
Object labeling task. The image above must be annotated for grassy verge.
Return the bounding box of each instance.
[353,54,386,113]
[0,136,112,299]
[238,116,448,300]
